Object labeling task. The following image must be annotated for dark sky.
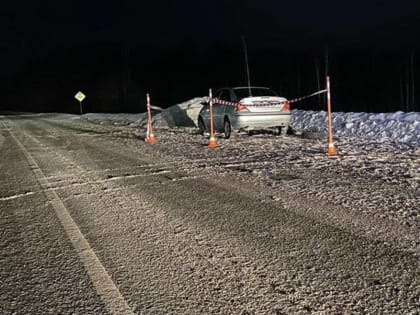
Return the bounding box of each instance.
[3,0,419,73]
[2,0,419,113]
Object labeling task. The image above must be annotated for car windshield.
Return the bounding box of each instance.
[233,87,278,100]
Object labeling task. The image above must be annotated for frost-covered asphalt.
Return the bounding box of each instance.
[1,114,419,314]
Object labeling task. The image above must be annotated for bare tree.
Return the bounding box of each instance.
[324,44,329,76]
[314,56,321,108]
[406,54,410,112]
[241,36,251,95]
[411,50,415,109]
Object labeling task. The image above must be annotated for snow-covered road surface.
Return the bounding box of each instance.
[1,114,419,314]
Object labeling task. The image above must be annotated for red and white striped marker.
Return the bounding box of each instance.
[208,89,218,148]
[326,76,338,157]
[145,93,157,143]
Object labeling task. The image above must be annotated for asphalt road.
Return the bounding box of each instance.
[1,114,419,314]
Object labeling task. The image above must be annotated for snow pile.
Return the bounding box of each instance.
[127,97,208,128]
[291,110,420,145]
[159,97,208,128]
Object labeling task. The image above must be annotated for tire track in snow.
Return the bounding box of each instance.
[2,120,134,315]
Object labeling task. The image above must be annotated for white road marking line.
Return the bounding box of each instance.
[0,191,35,201]
[5,122,134,315]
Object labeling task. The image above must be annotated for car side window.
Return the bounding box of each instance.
[215,90,223,100]
[231,90,239,102]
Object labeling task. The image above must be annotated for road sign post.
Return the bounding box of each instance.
[74,91,86,115]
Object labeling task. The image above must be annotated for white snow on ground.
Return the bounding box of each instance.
[292,110,419,146]
[81,97,420,146]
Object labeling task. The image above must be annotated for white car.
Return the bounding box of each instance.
[198,87,291,138]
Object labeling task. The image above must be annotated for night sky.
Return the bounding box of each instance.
[2,0,419,113]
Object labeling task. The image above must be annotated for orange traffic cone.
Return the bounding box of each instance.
[145,127,157,143]
[207,89,218,148]
[208,135,218,148]
[327,142,338,157]
[145,93,158,143]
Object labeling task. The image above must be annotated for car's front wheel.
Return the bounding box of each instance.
[224,118,231,139]
[198,117,205,135]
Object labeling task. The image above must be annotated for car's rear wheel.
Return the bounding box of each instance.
[198,117,205,135]
[224,118,231,139]
[273,127,281,136]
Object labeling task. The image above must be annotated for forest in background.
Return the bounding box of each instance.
[1,42,418,114]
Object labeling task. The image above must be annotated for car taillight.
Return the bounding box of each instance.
[235,103,249,112]
[282,101,290,111]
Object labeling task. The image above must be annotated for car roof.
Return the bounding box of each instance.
[215,87,272,92]
[232,87,271,89]
[216,87,271,90]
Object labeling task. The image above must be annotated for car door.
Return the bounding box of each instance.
[199,101,211,130]
[214,89,230,130]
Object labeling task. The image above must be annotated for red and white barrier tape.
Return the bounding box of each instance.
[211,89,327,107]
[150,105,164,111]
[288,89,327,104]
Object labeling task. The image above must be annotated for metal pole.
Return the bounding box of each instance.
[79,101,83,115]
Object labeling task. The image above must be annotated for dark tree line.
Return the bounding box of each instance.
[1,43,418,113]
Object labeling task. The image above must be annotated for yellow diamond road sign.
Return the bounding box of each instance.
[74,91,86,102]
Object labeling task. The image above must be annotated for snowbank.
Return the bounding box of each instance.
[124,97,208,128]
[291,110,419,145]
